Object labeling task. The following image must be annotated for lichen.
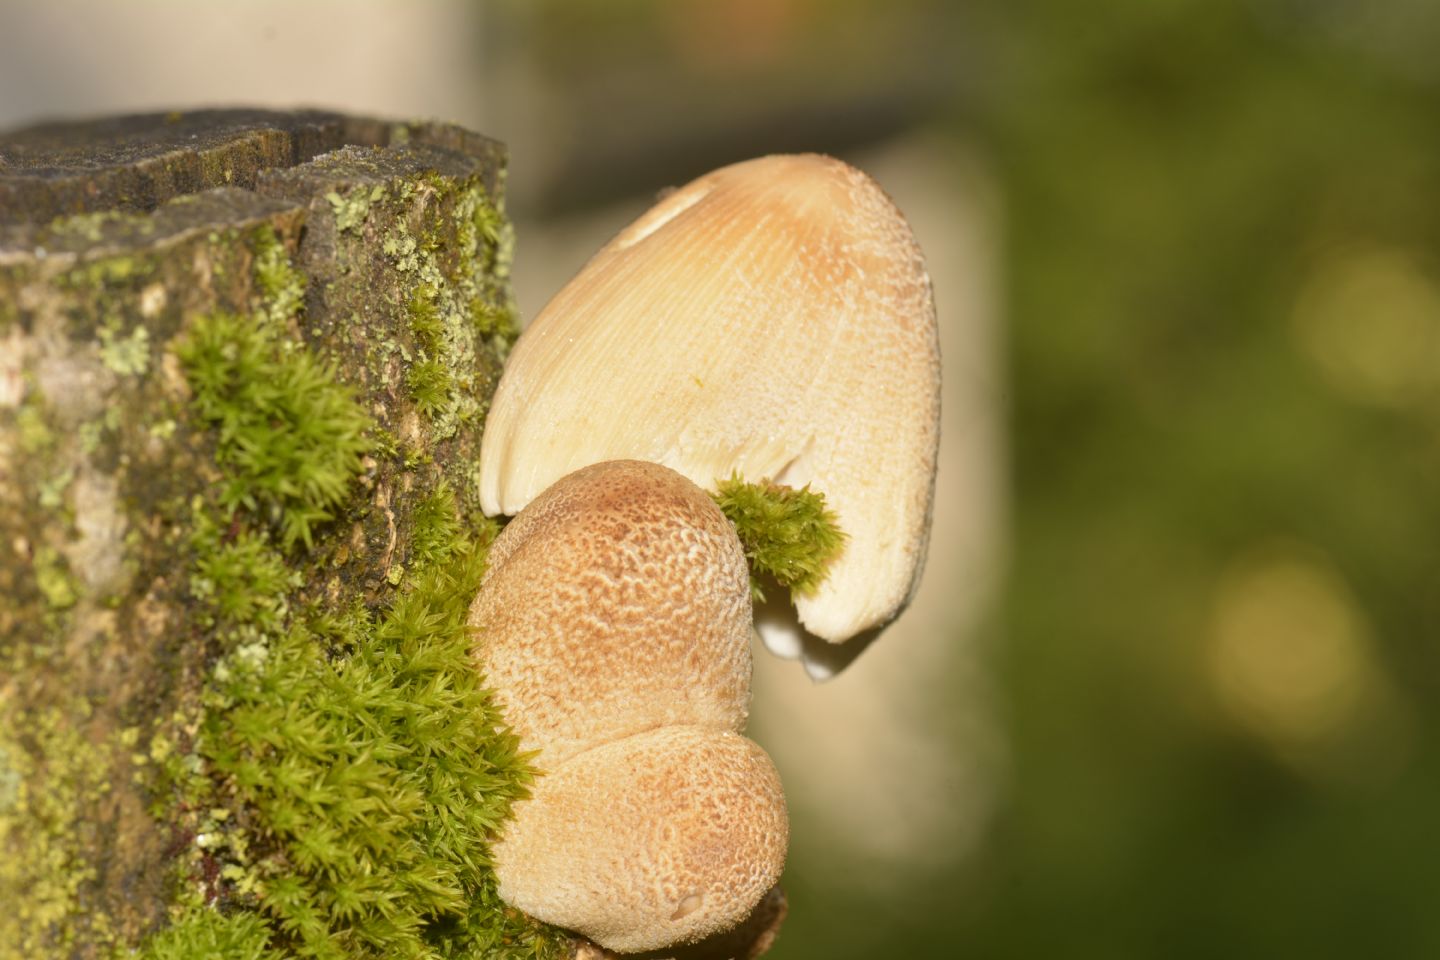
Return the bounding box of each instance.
[99,321,152,376]
[58,253,154,292]
[31,545,79,610]
[378,175,516,443]
[0,708,108,958]
[326,185,386,235]
[713,474,848,602]
[251,226,306,325]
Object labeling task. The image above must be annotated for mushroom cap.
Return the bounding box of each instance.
[478,153,940,644]
[493,726,789,954]
[470,459,753,767]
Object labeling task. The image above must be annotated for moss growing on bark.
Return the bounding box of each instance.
[139,228,563,960]
[380,175,517,443]
[137,909,280,960]
[175,308,373,551]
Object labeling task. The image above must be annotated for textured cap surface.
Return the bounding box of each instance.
[470,459,753,767]
[494,726,789,954]
[478,153,940,644]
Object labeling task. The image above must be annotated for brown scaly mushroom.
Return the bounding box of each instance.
[477,154,940,650]
[492,726,788,954]
[471,458,753,767]
[470,460,788,953]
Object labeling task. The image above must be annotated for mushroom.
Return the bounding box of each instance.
[478,153,940,649]
[471,458,753,766]
[491,726,788,954]
[470,459,789,952]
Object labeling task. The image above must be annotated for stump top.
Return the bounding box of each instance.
[0,108,504,224]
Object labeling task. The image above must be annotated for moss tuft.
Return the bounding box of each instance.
[407,286,444,350]
[406,358,455,417]
[138,907,279,960]
[179,508,558,960]
[188,508,299,636]
[176,310,373,551]
[713,474,848,602]
[408,483,462,570]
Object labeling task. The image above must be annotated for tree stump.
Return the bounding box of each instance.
[0,108,552,959]
[1,109,785,960]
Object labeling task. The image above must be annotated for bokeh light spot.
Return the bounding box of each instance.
[1291,246,1440,409]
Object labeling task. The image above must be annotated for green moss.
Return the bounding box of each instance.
[147,485,561,959]
[408,483,462,569]
[188,508,299,636]
[408,286,444,349]
[406,358,454,417]
[713,474,848,602]
[176,310,373,550]
[467,298,513,340]
[137,908,280,960]
[198,526,549,960]
[140,205,565,956]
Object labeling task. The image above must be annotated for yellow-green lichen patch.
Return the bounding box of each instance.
[379,175,517,443]
[32,544,79,610]
[99,320,152,376]
[326,185,386,235]
[16,403,56,455]
[0,708,109,959]
[251,225,306,325]
[58,253,156,294]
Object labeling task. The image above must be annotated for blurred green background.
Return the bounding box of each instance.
[6,0,1440,956]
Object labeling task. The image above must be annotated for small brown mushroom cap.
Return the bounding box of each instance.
[493,726,789,954]
[470,459,753,767]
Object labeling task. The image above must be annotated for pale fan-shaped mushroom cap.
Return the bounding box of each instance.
[478,153,940,644]
[493,726,789,954]
[470,459,753,767]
